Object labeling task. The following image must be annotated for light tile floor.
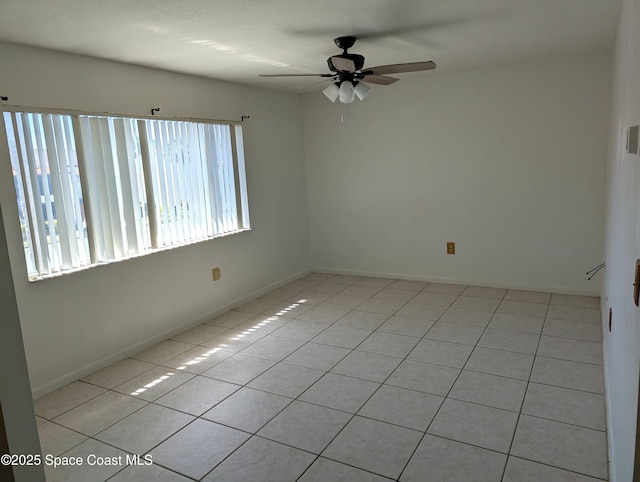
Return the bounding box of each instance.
[34,274,608,481]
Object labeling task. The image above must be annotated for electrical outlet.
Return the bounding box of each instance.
[212,267,221,281]
[446,242,455,255]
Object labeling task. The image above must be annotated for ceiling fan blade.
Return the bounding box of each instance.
[360,74,399,85]
[330,56,356,72]
[365,61,436,75]
[259,73,334,77]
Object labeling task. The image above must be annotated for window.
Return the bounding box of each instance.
[3,109,250,279]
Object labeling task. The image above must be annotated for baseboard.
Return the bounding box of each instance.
[312,267,601,297]
[31,267,311,398]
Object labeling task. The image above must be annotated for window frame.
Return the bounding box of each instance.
[1,105,251,281]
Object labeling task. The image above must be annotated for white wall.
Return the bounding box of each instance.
[602,0,640,479]
[0,42,310,396]
[303,53,611,295]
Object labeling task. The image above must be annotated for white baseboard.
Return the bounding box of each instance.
[312,266,601,297]
[31,268,311,398]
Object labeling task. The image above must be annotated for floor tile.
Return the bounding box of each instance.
[248,363,324,398]
[52,391,147,436]
[439,308,493,327]
[151,419,250,480]
[401,434,507,482]
[267,301,314,318]
[259,287,305,303]
[299,457,390,482]
[271,320,330,341]
[543,318,602,342]
[376,315,435,337]
[530,357,604,393]
[81,358,155,389]
[356,332,420,357]
[477,328,540,354]
[462,286,507,299]
[202,387,292,433]
[358,298,406,315]
[201,353,276,385]
[410,291,458,307]
[342,285,383,298]
[109,464,192,482]
[423,322,484,345]
[204,310,255,328]
[233,314,291,335]
[388,280,429,291]
[95,403,193,454]
[113,366,194,401]
[511,415,608,479]
[522,383,606,430]
[170,323,228,344]
[358,385,443,431]
[154,376,240,416]
[283,342,350,371]
[161,346,234,374]
[258,400,351,453]
[537,336,603,365]
[34,381,106,419]
[44,439,127,482]
[450,296,500,312]
[312,325,372,349]
[202,436,315,482]
[427,399,518,453]
[386,360,460,396]
[296,306,351,323]
[424,283,466,295]
[329,274,364,285]
[336,310,389,330]
[546,305,600,324]
[372,288,418,302]
[301,281,345,296]
[355,277,395,288]
[236,298,278,314]
[200,328,267,352]
[320,294,369,310]
[131,339,197,364]
[299,373,380,413]
[239,335,305,361]
[505,290,551,304]
[396,302,447,320]
[331,350,402,382]
[323,416,423,479]
[38,421,87,456]
[497,300,548,318]
[465,347,534,380]
[487,312,544,334]
[503,456,605,481]
[408,339,473,368]
[449,370,527,412]
[550,294,600,310]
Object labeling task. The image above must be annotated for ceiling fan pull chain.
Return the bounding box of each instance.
[341,103,350,123]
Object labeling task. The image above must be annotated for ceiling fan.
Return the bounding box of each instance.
[259,36,436,103]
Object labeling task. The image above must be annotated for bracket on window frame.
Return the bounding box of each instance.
[151,107,160,116]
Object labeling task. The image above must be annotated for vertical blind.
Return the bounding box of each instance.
[3,110,250,279]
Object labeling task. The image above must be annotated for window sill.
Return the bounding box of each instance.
[27,228,252,283]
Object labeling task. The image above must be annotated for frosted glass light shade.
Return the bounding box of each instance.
[338,81,356,103]
[354,82,371,100]
[322,83,340,102]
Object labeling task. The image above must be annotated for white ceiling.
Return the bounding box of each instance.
[0,0,621,92]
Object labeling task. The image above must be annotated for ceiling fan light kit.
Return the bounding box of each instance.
[260,36,436,104]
